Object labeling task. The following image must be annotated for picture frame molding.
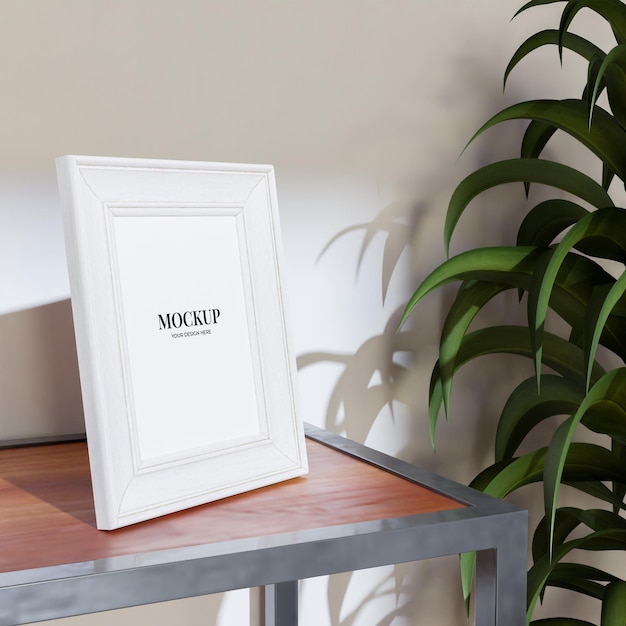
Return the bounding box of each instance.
[56,155,308,530]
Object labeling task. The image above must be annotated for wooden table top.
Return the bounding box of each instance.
[0,437,465,574]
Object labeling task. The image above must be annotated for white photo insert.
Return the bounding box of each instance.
[110,209,260,464]
[57,157,308,529]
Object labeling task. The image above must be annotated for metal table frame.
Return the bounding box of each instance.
[0,424,527,625]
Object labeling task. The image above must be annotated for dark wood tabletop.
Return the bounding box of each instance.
[0,437,465,574]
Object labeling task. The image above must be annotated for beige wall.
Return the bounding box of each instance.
[1,1,614,624]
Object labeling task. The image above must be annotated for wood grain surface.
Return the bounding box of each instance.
[0,438,465,574]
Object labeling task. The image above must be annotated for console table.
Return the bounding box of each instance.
[0,424,527,625]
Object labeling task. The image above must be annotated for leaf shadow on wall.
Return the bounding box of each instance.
[295,194,531,625]
[294,84,563,623]
[296,191,533,467]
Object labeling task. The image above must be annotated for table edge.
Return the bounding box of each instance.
[0,424,527,596]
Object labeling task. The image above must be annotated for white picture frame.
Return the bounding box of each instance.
[56,156,308,530]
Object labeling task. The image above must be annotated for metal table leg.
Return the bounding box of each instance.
[475,549,497,626]
[474,510,528,625]
[264,581,298,626]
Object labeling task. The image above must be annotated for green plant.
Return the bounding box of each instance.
[398,1,626,624]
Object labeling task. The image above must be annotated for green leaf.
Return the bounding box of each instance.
[428,366,444,448]
[548,576,605,599]
[612,442,626,513]
[398,246,543,328]
[602,164,616,190]
[563,480,626,510]
[402,243,626,361]
[403,246,626,442]
[505,29,604,89]
[400,245,622,330]
[444,159,613,257]
[531,508,626,584]
[426,248,610,415]
[521,123,557,193]
[495,375,583,461]
[583,403,626,444]
[560,0,626,48]
[606,63,626,131]
[588,43,626,134]
[517,199,589,247]
[584,275,626,389]
[521,120,558,171]
[473,443,624,497]
[533,617,600,626]
[528,528,626,619]
[552,562,620,583]
[533,507,583,563]
[528,208,626,381]
[427,326,606,444]
[551,252,626,320]
[601,580,626,625]
[515,0,569,19]
[590,44,626,123]
[460,551,475,611]
[561,507,626,532]
[544,369,626,558]
[467,100,626,184]
[439,280,509,415]
[546,562,618,600]
[531,507,626,563]
[470,448,547,495]
[586,52,606,117]
[528,246,560,384]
